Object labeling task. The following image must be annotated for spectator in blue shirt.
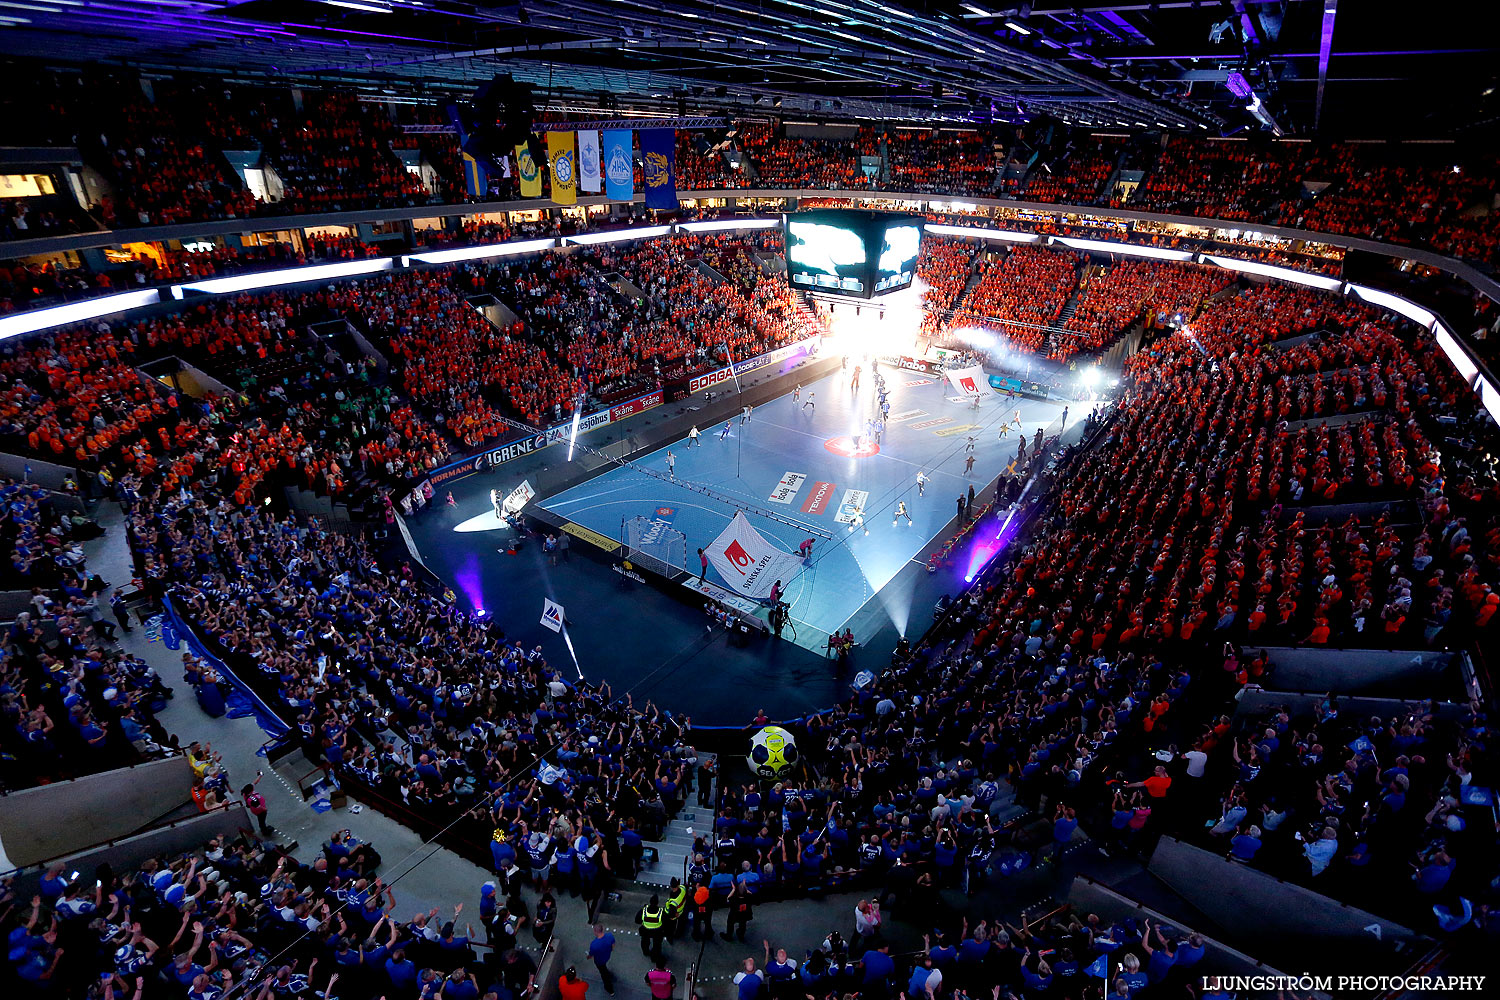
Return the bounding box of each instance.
[1116,952,1148,994]
[1415,851,1455,894]
[1139,921,1177,982]
[859,943,895,998]
[1228,825,1262,862]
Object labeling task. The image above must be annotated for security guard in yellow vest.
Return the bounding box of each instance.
[637,893,666,960]
[664,877,688,940]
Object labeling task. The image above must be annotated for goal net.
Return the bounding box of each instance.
[623,514,689,577]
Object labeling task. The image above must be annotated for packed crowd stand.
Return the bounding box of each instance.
[915,237,979,343]
[0,202,1498,996]
[0,236,380,316]
[0,231,817,510]
[1,72,1500,1000]
[886,129,998,196]
[1054,259,1234,360]
[948,246,1082,354]
[0,477,175,792]
[1021,139,1124,206]
[7,68,1500,286]
[59,278,1493,998]
[0,807,559,999]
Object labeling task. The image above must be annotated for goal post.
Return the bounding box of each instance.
[622,514,689,577]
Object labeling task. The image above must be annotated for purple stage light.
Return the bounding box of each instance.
[453,553,487,613]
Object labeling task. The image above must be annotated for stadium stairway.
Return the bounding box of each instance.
[1042,263,1089,355]
[637,752,717,889]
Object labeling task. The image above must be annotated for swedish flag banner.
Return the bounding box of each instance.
[640,128,677,210]
[462,152,488,198]
[603,129,634,201]
[515,141,542,198]
[548,131,577,206]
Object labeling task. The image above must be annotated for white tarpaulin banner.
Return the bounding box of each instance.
[945,365,989,398]
[540,598,566,633]
[502,479,536,517]
[705,511,804,599]
[578,130,601,193]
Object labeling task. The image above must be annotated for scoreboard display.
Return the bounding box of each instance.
[784,210,923,300]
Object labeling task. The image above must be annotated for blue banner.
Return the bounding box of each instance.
[603,129,634,202]
[161,595,291,739]
[640,128,677,210]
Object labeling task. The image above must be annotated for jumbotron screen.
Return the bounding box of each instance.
[784,211,923,300]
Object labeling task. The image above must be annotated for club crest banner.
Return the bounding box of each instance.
[640,128,677,210]
[705,511,803,599]
[603,129,634,201]
[945,365,989,398]
[547,131,577,205]
[578,129,601,193]
[515,142,542,198]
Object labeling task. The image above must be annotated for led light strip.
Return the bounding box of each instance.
[1056,236,1195,261]
[175,258,394,296]
[0,289,160,342]
[1346,283,1437,329]
[925,223,1040,243]
[408,239,557,264]
[565,226,674,246]
[1200,254,1344,291]
[678,219,781,233]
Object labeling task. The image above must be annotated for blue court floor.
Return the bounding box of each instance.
[539,366,1073,639]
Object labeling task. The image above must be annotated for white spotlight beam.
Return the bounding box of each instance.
[566,408,582,462]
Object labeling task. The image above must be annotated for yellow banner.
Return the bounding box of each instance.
[562,521,618,554]
[547,131,577,206]
[933,424,982,437]
[515,142,542,199]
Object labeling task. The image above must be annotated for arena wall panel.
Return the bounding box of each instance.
[0,754,194,867]
[0,803,252,891]
[1065,877,1303,985]
[1253,646,1463,698]
[1234,686,1471,723]
[1147,837,1426,973]
[0,451,75,490]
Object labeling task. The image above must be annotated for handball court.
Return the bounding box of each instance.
[406,365,1076,724]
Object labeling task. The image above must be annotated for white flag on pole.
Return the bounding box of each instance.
[540,598,566,633]
[945,365,989,398]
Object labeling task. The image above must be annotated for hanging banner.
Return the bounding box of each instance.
[462,152,488,198]
[945,364,989,398]
[603,129,634,201]
[516,141,542,198]
[705,512,804,599]
[547,131,577,206]
[640,128,677,210]
[578,129,601,193]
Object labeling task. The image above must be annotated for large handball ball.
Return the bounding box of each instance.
[748,725,798,779]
